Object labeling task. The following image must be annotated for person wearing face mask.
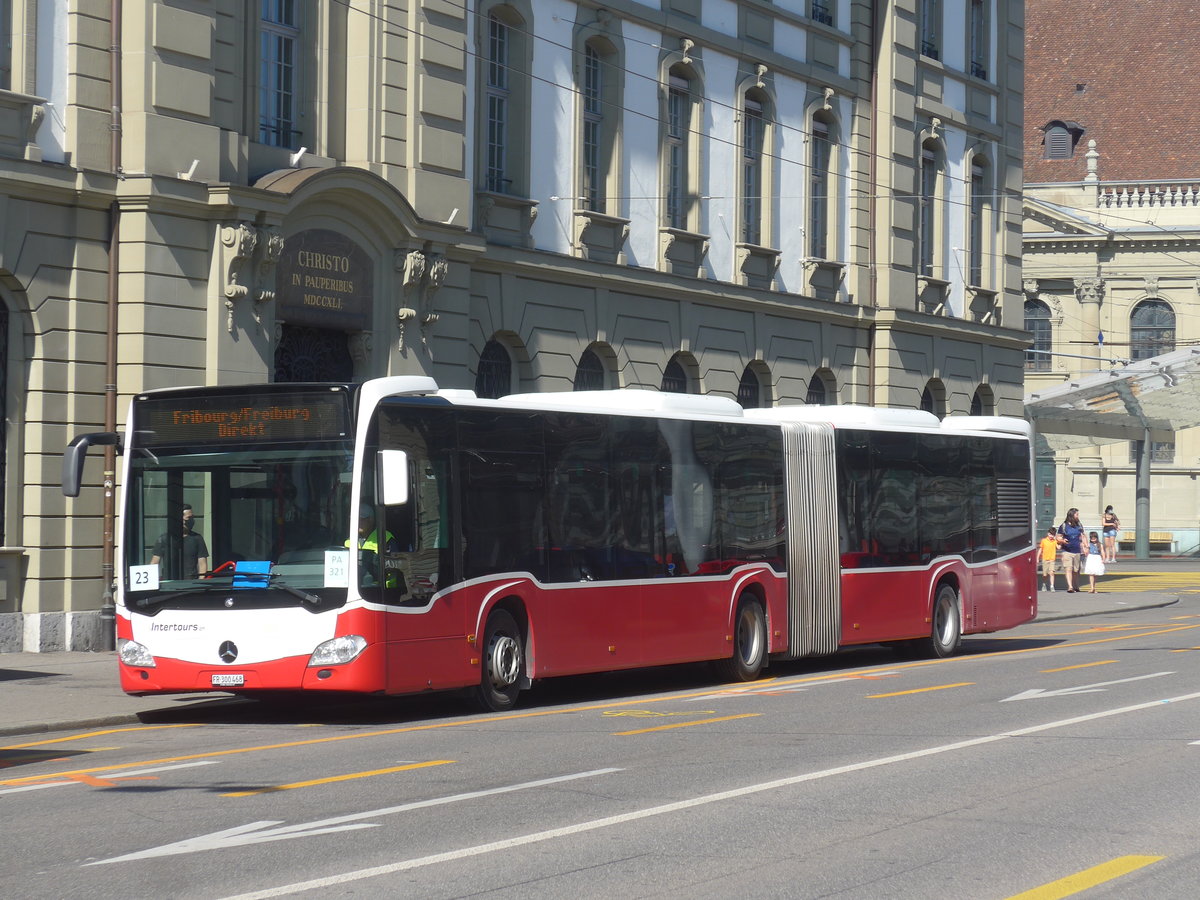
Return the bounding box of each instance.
[150,503,210,579]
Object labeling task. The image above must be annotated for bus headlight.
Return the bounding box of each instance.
[117,638,156,668]
[308,634,368,666]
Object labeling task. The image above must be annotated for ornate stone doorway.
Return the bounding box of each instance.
[274,324,354,382]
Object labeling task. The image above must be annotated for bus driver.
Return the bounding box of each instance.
[150,504,210,579]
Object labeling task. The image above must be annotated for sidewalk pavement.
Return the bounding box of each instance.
[0,572,1190,740]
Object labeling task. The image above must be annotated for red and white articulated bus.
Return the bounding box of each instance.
[62,377,1036,711]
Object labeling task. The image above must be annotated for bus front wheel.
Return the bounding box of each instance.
[473,609,524,712]
[924,583,962,658]
[713,596,767,682]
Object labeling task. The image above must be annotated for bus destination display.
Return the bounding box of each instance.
[135,390,350,446]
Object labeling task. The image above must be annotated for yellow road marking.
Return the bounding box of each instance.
[612,714,760,736]
[602,709,715,718]
[867,682,974,699]
[222,759,454,797]
[5,623,1198,787]
[1007,854,1164,899]
[1169,646,1200,653]
[1040,661,1117,673]
[1,723,199,751]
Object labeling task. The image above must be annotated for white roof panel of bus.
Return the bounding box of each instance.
[744,404,941,430]
[458,389,747,420]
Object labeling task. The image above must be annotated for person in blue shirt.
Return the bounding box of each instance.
[1056,508,1085,593]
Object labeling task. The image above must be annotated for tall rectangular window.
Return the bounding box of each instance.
[918,146,938,276]
[968,159,986,286]
[808,119,831,260]
[0,0,12,91]
[969,0,989,79]
[485,15,511,193]
[259,0,299,148]
[582,45,604,212]
[666,74,691,230]
[921,0,941,60]
[741,99,765,245]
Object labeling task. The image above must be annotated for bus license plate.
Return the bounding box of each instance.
[212,673,245,687]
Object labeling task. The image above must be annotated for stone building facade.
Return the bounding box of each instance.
[0,0,1025,650]
[1023,0,1200,553]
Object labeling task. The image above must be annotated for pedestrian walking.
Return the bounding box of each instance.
[1084,530,1106,592]
[1056,508,1085,592]
[1038,527,1059,591]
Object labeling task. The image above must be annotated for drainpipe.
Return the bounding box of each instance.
[99,0,123,651]
[865,0,881,406]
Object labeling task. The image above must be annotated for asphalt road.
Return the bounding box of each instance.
[4,599,1200,899]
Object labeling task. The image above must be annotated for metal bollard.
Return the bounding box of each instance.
[98,603,116,652]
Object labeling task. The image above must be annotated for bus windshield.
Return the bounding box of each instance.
[124,443,355,603]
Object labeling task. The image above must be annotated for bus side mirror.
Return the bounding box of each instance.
[62,432,121,498]
[376,449,410,506]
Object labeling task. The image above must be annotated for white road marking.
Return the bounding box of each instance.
[0,760,220,796]
[1001,671,1174,702]
[91,768,622,864]
[215,691,1200,900]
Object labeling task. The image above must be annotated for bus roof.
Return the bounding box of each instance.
[746,404,1032,437]
[472,389,747,420]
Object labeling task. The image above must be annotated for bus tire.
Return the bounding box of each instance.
[923,583,962,658]
[473,609,524,712]
[713,596,767,682]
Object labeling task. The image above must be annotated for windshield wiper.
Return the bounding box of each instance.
[268,576,322,606]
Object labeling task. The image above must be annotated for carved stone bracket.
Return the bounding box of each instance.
[222,224,287,333]
[394,249,449,351]
[253,229,285,324]
[221,223,258,333]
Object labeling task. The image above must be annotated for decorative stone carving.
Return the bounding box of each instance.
[348,331,372,364]
[394,249,449,351]
[253,229,285,323]
[1023,278,1040,298]
[1143,275,1159,299]
[1075,277,1105,305]
[221,223,257,333]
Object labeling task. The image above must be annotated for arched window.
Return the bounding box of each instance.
[1024,299,1051,371]
[741,91,770,246]
[970,385,993,416]
[573,348,606,391]
[918,140,943,278]
[920,379,945,418]
[579,38,619,213]
[806,374,827,406]
[661,357,688,394]
[737,366,762,409]
[1130,299,1175,361]
[968,155,989,287]
[808,114,834,260]
[475,340,513,398]
[663,65,700,231]
[479,5,531,196]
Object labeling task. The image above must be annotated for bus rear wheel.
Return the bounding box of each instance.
[713,596,767,682]
[924,583,962,658]
[473,609,524,712]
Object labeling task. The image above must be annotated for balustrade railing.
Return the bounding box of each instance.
[1098,181,1200,208]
